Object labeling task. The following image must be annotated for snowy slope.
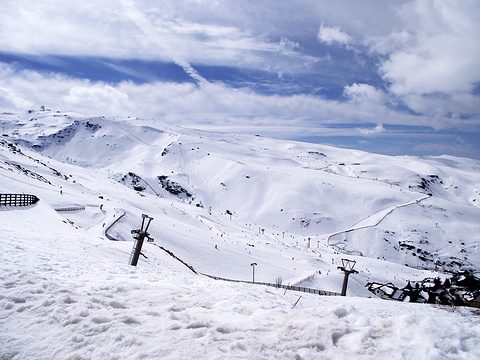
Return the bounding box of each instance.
[1,199,480,359]
[1,110,480,358]
[3,110,479,275]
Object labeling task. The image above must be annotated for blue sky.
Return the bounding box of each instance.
[0,0,479,159]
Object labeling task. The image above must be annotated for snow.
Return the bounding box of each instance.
[2,205,480,359]
[1,110,480,359]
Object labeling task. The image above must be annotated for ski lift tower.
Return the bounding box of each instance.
[338,259,358,296]
[129,214,154,266]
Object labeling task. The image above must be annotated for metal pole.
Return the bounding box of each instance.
[130,238,145,266]
[129,214,154,266]
[338,259,358,296]
[341,271,352,296]
[293,295,302,308]
[251,262,257,283]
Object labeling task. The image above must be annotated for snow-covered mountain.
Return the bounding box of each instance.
[1,110,480,359]
[3,110,479,277]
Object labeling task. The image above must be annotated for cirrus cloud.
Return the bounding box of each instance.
[0,0,317,75]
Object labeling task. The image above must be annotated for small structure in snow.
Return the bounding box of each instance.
[367,271,480,307]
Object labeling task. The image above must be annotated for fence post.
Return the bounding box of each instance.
[250,262,257,283]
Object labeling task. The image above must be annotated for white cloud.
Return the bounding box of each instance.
[363,0,480,130]
[0,86,33,110]
[0,62,429,130]
[356,123,386,136]
[1,0,478,138]
[63,84,136,114]
[318,23,351,45]
[343,83,385,103]
[0,0,316,75]
[373,1,480,95]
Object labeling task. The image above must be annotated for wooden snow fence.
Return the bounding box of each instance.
[0,193,39,207]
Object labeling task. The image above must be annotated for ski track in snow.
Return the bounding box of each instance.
[326,194,432,248]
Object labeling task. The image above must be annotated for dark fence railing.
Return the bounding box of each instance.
[125,226,340,297]
[149,244,338,296]
[153,243,198,274]
[0,193,39,207]
[54,207,86,212]
[201,273,341,297]
[104,210,126,241]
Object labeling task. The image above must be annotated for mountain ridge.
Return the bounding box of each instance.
[1,110,479,285]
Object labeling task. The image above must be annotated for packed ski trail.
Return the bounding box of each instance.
[325,194,431,247]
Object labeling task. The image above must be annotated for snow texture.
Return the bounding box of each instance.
[1,110,480,359]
